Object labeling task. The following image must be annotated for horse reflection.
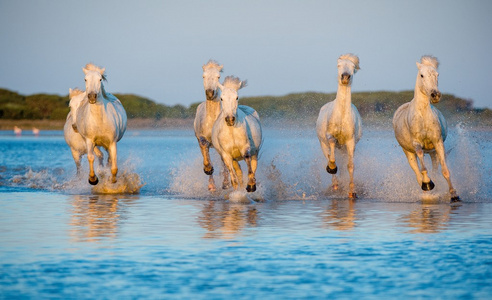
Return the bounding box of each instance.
[197,201,258,239]
[69,194,137,242]
[321,199,356,231]
[401,203,459,234]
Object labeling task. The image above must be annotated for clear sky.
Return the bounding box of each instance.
[1,0,491,109]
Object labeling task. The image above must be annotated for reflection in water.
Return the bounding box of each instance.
[68,194,138,242]
[401,203,460,234]
[321,199,356,231]
[197,201,258,239]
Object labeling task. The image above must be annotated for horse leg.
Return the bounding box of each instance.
[94,146,104,167]
[244,150,257,193]
[109,142,118,184]
[413,143,434,191]
[70,149,82,176]
[232,160,244,188]
[435,142,460,202]
[346,139,357,199]
[198,137,214,175]
[222,154,239,190]
[328,137,339,190]
[402,149,423,186]
[221,160,231,190]
[430,151,439,174]
[86,140,98,185]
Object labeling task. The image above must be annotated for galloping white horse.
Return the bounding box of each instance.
[64,88,104,174]
[393,56,459,202]
[74,64,127,185]
[194,60,229,191]
[316,54,362,198]
[212,76,262,192]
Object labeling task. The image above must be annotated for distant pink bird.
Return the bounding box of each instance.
[14,126,22,136]
[32,127,40,136]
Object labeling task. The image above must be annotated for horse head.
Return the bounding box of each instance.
[416,56,441,103]
[83,63,106,104]
[218,76,247,126]
[202,60,223,101]
[337,54,360,86]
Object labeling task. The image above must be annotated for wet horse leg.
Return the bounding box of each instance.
[434,141,460,202]
[328,137,339,190]
[221,160,231,189]
[86,140,98,185]
[198,137,216,191]
[413,142,434,191]
[346,139,357,199]
[232,160,243,188]
[222,154,239,190]
[244,150,257,193]
[70,148,82,175]
[109,142,118,183]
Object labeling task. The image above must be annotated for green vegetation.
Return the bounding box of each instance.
[1,88,490,127]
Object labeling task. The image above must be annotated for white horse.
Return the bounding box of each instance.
[316,54,362,198]
[63,88,104,174]
[393,56,459,202]
[194,60,230,191]
[212,76,262,192]
[74,64,127,185]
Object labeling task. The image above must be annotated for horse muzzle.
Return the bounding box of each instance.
[340,73,351,85]
[205,89,216,100]
[225,116,236,126]
[88,93,98,104]
[430,90,441,103]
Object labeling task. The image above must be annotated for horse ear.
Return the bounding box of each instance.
[100,68,105,75]
[83,67,89,75]
[217,82,224,91]
[416,62,422,70]
[239,80,248,90]
[219,65,224,72]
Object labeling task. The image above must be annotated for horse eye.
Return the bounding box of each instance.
[220,98,223,101]
[236,97,239,101]
[421,74,424,78]
[84,79,87,82]
[100,79,102,82]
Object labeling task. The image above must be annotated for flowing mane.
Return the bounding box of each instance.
[202,60,223,72]
[420,55,439,69]
[339,53,360,71]
[84,63,107,81]
[69,88,84,98]
[222,76,247,90]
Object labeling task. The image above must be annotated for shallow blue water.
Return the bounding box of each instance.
[1,126,491,298]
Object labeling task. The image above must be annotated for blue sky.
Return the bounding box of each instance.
[1,0,491,109]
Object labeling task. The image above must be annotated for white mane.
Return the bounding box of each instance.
[222,76,247,90]
[202,60,223,72]
[69,87,84,98]
[339,53,360,71]
[420,55,439,69]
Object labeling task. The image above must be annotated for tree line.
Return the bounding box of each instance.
[1,88,490,125]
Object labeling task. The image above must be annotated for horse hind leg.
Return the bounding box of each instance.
[346,139,357,199]
[244,151,257,193]
[70,149,82,176]
[232,160,244,188]
[108,142,118,184]
[435,142,460,202]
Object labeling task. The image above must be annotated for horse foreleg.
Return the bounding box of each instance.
[244,151,257,193]
[86,140,98,185]
[221,160,231,190]
[435,142,460,202]
[94,146,104,167]
[430,151,439,174]
[70,149,82,176]
[346,139,357,199]
[198,137,214,175]
[232,160,243,188]
[327,136,338,174]
[109,142,118,184]
[413,143,434,191]
[222,154,239,190]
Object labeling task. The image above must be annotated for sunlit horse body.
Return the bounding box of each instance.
[316,54,362,198]
[74,64,127,185]
[194,60,229,191]
[212,76,262,192]
[393,56,459,202]
[63,88,104,174]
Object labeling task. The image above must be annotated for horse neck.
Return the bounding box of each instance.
[412,80,431,112]
[205,90,221,117]
[334,84,352,114]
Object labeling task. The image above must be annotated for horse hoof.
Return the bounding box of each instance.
[451,195,461,203]
[421,180,435,191]
[326,165,337,174]
[89,176,99,185]
[246,184,256,193]
[349,193,358,199]
[204,167,214,176]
